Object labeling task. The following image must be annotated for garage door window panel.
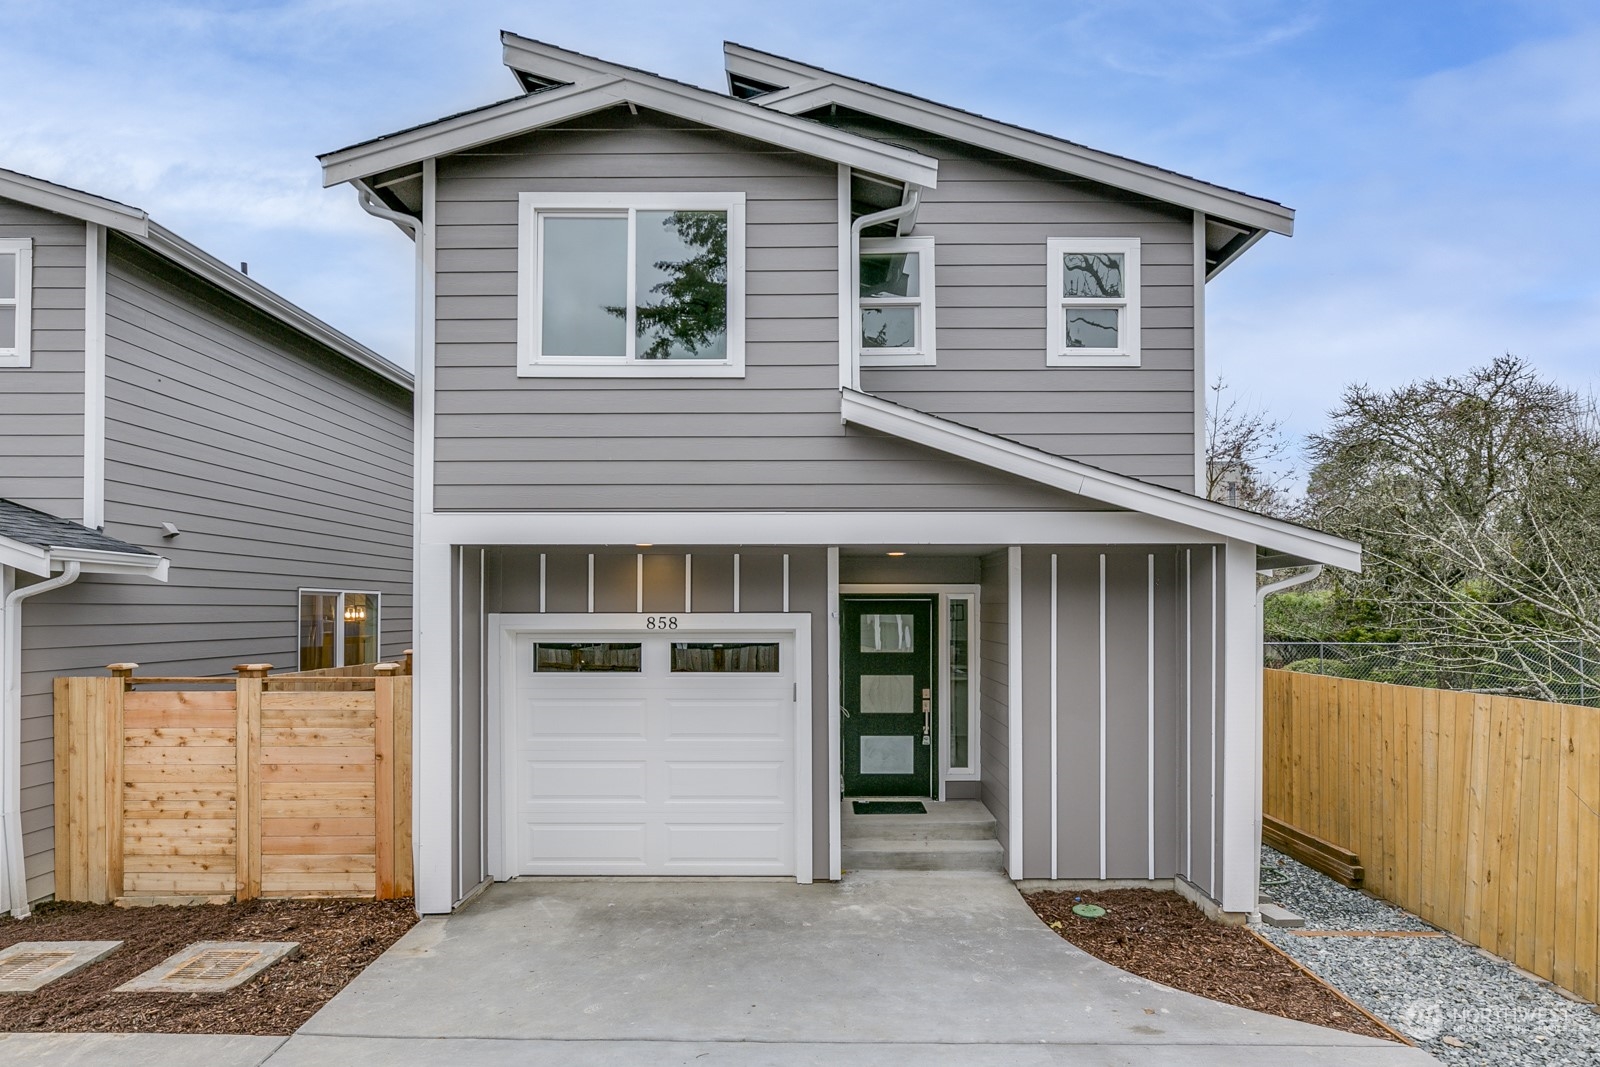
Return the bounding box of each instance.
[533,642,643,672]
[671,642,780,672]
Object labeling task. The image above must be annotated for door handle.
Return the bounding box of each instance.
[921,688,931,745]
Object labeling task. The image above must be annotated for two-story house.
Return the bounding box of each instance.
[0,167,413,914]
[321,35,1358,919]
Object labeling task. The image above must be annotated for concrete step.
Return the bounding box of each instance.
[841,800,998,843]
[841,838,1007,872]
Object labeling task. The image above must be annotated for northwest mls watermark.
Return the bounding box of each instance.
[1394,998,1593,1042]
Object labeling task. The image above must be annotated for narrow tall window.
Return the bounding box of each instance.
[0,238,33,369]
[858,235,936,367]
[518,192,746,377]
[298,589,381,670]
[1045,237,1141,367]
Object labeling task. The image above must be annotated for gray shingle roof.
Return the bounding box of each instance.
[0,499,157,557]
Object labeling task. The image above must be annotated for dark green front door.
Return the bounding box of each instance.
[842,597,936,798]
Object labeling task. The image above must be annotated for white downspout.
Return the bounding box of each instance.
[1250,563,1323,919]
[845,188,920,392]
[357,186,421,238]
[2,561,83,918]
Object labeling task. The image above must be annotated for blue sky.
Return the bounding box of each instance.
[4,0,1596,459]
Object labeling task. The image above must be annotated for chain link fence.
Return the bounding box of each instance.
[1264,641,1599,708]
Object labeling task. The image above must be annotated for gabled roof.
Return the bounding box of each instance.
[0,167,411,391]
[318,33,939,190]
[840,390,1359,570]
[723,42,1294,238]
[0,499,169,580]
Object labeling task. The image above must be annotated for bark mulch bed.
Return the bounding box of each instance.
[1025,888,1398,1043]
[0,898,416,1035]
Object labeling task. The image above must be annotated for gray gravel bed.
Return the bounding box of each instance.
[1256,846,1600,1065]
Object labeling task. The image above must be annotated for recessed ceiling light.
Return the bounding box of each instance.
[636,543,653,548]
[886,551,906,557]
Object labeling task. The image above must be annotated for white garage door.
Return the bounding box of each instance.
[508,632,795,875]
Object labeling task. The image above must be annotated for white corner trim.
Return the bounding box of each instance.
[1217,538,1259,913]
[826,546,841,880]
[1192,212,1208,495]
[83,223,107,529]
[836,165,852,391]
[1007,545,1022,879]
[839,389,1361,569]
[418,158,437,518]
[1045,237,1140,367]
[415,542,455,913]
[516,192,746,378]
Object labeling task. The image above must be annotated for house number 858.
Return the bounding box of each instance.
[645,616,679,629]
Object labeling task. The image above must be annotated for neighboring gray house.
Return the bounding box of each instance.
[0,168,413,914]
[321,35,1358,919]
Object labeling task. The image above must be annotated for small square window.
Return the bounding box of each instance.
[1046,238,1140,367]
[0,239,32,368]
[297,589,381,670]
[857,236,936,367]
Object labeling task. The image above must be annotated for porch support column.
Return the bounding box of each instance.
[1217,538,1260,915]
[414,540,456,914]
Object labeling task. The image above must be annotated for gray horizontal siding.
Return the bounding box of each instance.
[0,197,84,518]
[431,109,1119,512]
[16,237,413,901]
[853,136,1200,493]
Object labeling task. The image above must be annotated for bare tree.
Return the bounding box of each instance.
[1204,376,1294,515]
[1305,355,1600,702]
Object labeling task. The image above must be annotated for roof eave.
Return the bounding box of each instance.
[48,545,170,581]
[0,169,150,236]
[840,389,1360,570]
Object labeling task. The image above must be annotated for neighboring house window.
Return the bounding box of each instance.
[0,238,33,369]
[517,192,746,377]
[1045,237,1140,367]
[858,235,936,367]
[298,589,380,670]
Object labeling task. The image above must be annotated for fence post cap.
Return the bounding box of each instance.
[232,663,273,676]
[106,663,139,673]
[373,663,400,675]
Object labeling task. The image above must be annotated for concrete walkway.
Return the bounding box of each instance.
[266,871,1437,1065]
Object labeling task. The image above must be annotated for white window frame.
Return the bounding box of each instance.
[857,235,936,367]
[1045,236,1140,367]
[0,238,33,369]
[297,587,382,670]
[516,191,746,378]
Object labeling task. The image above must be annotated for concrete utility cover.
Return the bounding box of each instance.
[0,941,121,993]
[116,941,300,993]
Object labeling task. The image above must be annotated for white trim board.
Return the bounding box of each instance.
[486,612,814,884]
[420,510,1236,549]
[723,44,1292,236]
[82,223,107,529]
[839,389,1360,570]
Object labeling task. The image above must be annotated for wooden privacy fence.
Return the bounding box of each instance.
[54,661,412,904]
[1264,669,1600,1002]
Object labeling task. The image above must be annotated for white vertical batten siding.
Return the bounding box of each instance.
[1007,546,1022,879]
[82,222,107,529]
[1192,212,1207,495]
[586,554,595,613]
[1049,552,1058,879]
[685,553,692,612]
[732,553,741,613]
[826,546,841,879]
[635,553,644,612]
[1147,552,1156,880]
[479,548,488,881]
[1209,544,1219,895]
[1098,552,1107,879]
[782,553,789,612]
[538,553,546,612]
[1219,538,1260,913]
[1184,548,1192,879]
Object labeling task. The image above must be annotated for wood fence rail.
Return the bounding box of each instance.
[1263,669,1600,1003]
[55,661,412,904]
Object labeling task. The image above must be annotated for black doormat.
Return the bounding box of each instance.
[852,801,927,815]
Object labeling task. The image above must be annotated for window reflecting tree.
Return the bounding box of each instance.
[610,210,728,360]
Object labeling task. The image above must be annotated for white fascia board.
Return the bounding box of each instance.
[841,390,1361,570]
[420,509,1221,548]
[0,537,50,578]
[47,546,168,580]
[133,224,413,392]
[321,74,938,191]
[748,77,1291,236]
[0,170,149,236]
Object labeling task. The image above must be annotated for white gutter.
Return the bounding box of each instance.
[1,562,82,918]
[357,185,421,239]
[1247,563,1324,923]
[846,189,921,390]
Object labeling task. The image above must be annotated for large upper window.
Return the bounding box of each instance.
[1045,237,1140,367]
[857,235,936,367]
[298,589,380,671]
[0,238,33,369]
[517,192,746,377]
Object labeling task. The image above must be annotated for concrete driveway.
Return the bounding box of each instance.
[255,870,1437,1065]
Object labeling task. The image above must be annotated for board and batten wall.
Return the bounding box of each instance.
[1014,545,1229,904]
[828,113,1200,493]
[430,107,1152,512]
[15,235,413,901]
[0,197,86,518]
